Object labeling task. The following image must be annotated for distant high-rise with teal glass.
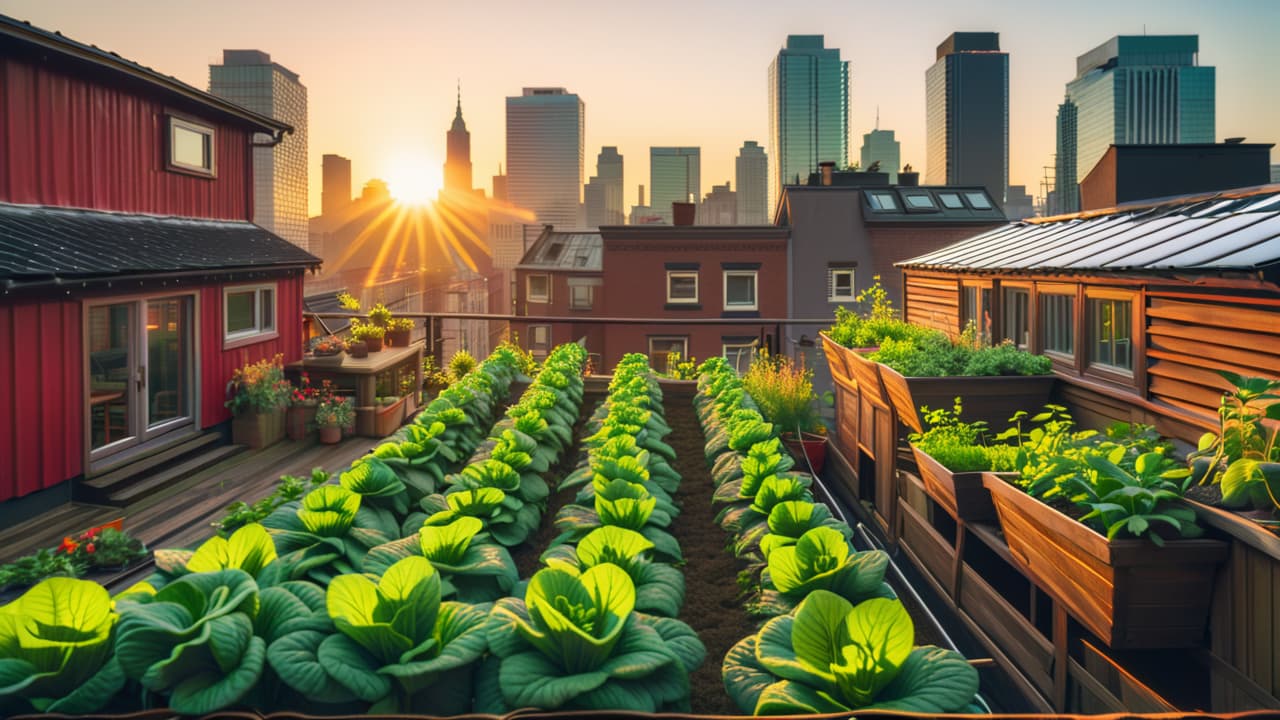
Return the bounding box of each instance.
[650,147,701,224]
[768,35,849,212]
[860,128,901,183]
[1055,35,1215,213]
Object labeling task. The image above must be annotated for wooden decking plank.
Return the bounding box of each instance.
[0,503,121,564]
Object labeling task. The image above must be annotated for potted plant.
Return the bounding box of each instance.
[983,408,1227,648]
[351,320,385,352]
[386,316,414,347]
[225,354,291,448]
[286,373,324,441]
[309,334,346,362]
[908,397,1017,523]
[1186,371,1280,528]
[423,354,449,397]
[313,395,353,444]
[742,350,827,473]
[374,395,406,437]
[368,301,392,328]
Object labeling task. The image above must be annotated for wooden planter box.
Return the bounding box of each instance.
[374,397,406,438]
[286,404,318,441]
[231,408,285,449]
[878,362,1056,435]
[910,443,1000,523]
[984,472,1227,649]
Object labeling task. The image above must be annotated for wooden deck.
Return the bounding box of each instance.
[0,436,378,566]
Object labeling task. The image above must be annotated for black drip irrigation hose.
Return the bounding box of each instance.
[792,424,995,715]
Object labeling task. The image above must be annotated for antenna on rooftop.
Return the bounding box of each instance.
[875,106,880,131]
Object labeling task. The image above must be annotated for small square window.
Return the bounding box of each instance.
[937,193,964,209]
[570,284,593,310]
[527,275,550,303]
[724,271,758,310]
[723,339,759,374]
[667,271,698,304]
[223,283,276,345]
[530,325,550,348]
[168,116,215,176]
[828,268,855,301]
[648,336,688,374]
[904,194,936,210]
[964,192,993,210]
[867,192,898,211]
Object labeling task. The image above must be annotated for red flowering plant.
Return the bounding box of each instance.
[55,519,148,569]
[290,372,323,407]
[225,353,292,416]
[310,334,346,355]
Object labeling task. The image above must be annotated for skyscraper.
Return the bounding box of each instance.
[321,154,352,219]
[584,146,624,228]
[700,182,737,225]
[768,35,849,211]
[1055,35,1215,213]
[444,84,473,194]
[209,50,309,250]
[506,87,584,230]
[650,147,701,224]
[736,141,768,224]
[860,127,901,183]
[925,32,1009,206]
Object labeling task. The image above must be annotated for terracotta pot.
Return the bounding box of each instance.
[286,404,318,441]
[782,432,828,474]
[387,328,412,347]
[983,472,1227,649]
[318,424,342,444]
[365,336,384,352]
[374,397,406,437]
[347,340,368,358]
[231,408,285,449]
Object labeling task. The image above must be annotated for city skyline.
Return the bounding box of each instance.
[6,0,1276,216]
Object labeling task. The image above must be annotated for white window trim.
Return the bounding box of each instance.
[223,283,278,348]
[723,270,758,311]
[666,271,699,304]
[648,336,689,371]
[167,116,216,177]
[828,268,855,302]
[527,274,550,303]
[529,324,551,348]
[722,339,759,374]
[569,284,593,310]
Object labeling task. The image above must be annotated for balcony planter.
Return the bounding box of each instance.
[365,336,384,352]
[374,397,406,437]
[347,340,368,359]
[387,328,412,347]
[983,472,1227,649]
[909,443,1004,524]
[286,403,318,441]
[877,361,1056,437]
[782,431,827,474]
[231,408,285,449]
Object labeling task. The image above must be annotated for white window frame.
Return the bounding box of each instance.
[723,270,758,311]
[647,336,689,374]
[828,268,855,302]
[569,284,593,310]
[222,283,277,347]
[527,274,550,303]
[529,324,551,348]
[167,116,216,177]
[666,271,699,304]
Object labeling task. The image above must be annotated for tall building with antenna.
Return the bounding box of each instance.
[444,81,474,195]
[860,109,901,182]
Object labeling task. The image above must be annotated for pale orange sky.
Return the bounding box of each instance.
[5,0,1277,215]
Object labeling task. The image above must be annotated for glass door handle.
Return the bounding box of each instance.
[136,367,146,392]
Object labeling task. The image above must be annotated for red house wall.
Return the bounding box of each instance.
[199,273,307,428]
[0,299,85,501]
[0,58,253,220]
[599,232,788,369]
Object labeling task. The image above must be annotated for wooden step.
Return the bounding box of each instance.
[84,432,222,491]
[107,445,244,505]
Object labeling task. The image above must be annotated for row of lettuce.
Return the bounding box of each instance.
[693,356,982,715]
[0,345,716,716]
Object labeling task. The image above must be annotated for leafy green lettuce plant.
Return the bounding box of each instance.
[362,516,517,602]
[754,527,893,616]
[724,591,979,715]
[480,564,705,712]
[0,578,124,714]
[541,526,686,617]
[262,485,395,583]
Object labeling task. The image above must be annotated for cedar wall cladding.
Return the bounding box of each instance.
[0,56,252,220]
[865,224,1001,302]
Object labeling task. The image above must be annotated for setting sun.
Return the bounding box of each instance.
[384,156,442,205]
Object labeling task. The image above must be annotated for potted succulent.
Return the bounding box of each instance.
[907,397,1017,523]
[386,316,414,347]
[983,407,1227,648]
[225,354,291,448]
[742,350,827,473]
[313,395,353,444]
[286,373,323,441]
[351,320,385,352]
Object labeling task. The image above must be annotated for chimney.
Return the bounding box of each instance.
[672,201,696,226]
[819,161,835,186]
[898,172,919,187]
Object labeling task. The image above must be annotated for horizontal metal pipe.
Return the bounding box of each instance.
[306,310,836,326]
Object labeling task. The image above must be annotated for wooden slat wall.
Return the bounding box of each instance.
[1210,542,1280,710]
[1147,294,1280,420]
[904,274,959,335]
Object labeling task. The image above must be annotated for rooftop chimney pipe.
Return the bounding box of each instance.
[819,161,835,186]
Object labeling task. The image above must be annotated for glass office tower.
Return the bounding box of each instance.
[768,35,849,212]
[650,147,701,224]
[925,32,1009,206]
[506,88,585,230]
[1055,36,1215,213]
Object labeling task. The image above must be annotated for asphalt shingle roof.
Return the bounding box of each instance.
[0,203,320,284]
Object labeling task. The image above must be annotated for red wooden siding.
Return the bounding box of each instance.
[0,299,84,502]
[199,274,306,428]
[0,58,252,220]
